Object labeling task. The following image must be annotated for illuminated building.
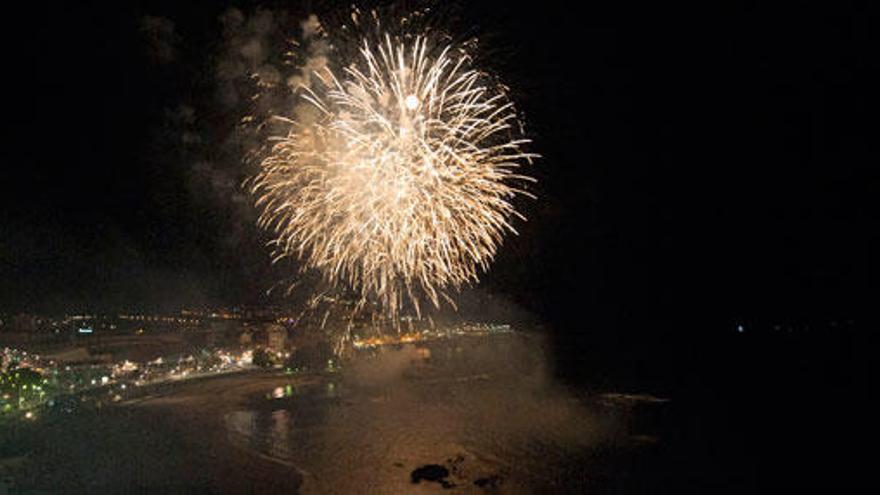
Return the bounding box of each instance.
[266,324,287,351]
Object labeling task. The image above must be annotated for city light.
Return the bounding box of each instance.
[1,316,514,423]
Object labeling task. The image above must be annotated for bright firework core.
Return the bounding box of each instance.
[404,94,419,110]
[252,34,537,320]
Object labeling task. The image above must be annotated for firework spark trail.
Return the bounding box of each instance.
[251,32,537,321]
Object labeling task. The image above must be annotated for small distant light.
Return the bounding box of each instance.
[737,325,744,333]
[25,411,34,420]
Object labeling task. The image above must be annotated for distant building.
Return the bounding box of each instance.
[239,328,253,347]
[209,320,241,347]
[266,324,287,351]
[12,314,40,332]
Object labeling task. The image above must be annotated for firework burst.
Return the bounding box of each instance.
[251,31,536,321]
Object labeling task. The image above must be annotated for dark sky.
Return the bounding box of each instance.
[1,1,876,338]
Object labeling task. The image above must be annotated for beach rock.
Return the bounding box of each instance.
[411,464,451,486]
[474,474,503,489]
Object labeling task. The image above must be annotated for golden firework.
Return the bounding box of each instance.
[252,34,536,320]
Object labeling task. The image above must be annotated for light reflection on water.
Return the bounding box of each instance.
[225,334,650,492]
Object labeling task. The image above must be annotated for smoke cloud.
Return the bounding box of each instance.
[140,15,178,64]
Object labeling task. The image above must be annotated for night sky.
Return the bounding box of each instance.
[2,1,876,337]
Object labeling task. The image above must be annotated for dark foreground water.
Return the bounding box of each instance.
[226,334,666,493]
[2,332,669,493]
